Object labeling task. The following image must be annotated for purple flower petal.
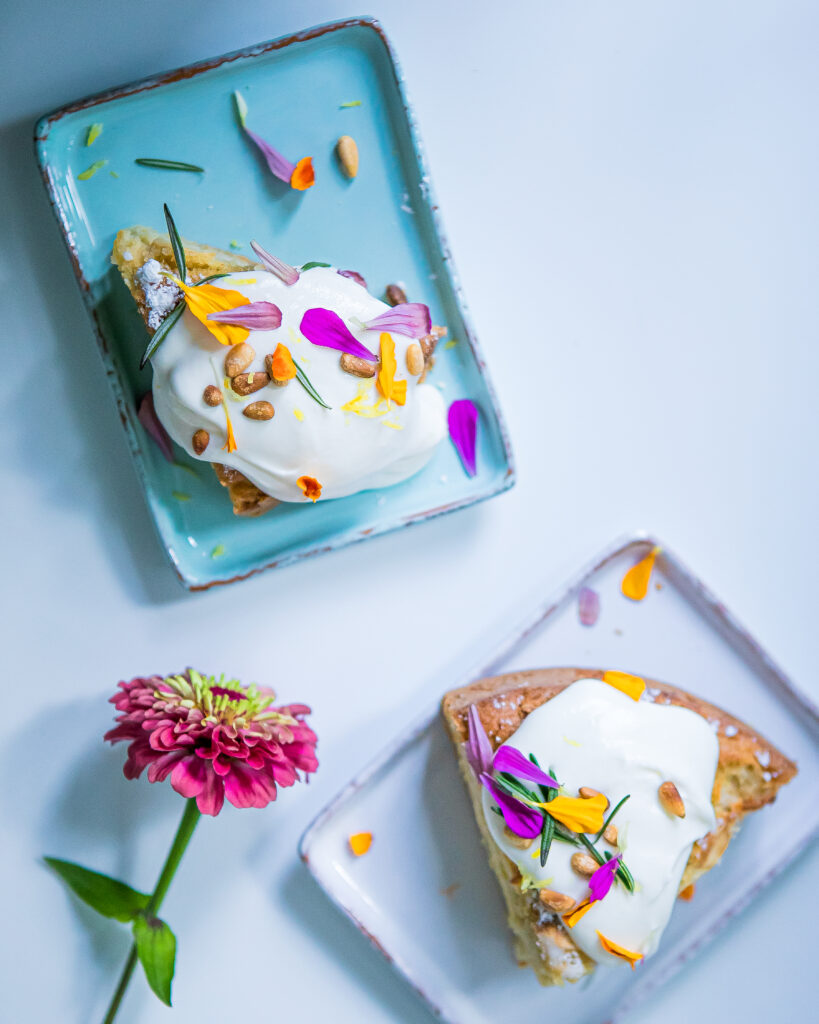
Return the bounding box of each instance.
[207,300,282,330]
[138,392,174,462]
[250,241,300,286]
[589,855,621,902]
[243,127,295,184]
[447,399,479,477]
[463,704,493,779]
[363,303,431,338]
[481,774,543,838]
[300,307,379,362]
[338,269,367,289]
[493,746,559,788]
[578,586,601,627]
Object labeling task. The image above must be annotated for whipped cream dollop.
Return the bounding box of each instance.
[151,267,446,502]
[482,679,718,967]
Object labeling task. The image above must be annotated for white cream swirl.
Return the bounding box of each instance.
[151,267,446,502]
[482,679,718,967]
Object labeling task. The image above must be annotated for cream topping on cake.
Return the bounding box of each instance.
[482,679,718,967]
[150,267,446,502]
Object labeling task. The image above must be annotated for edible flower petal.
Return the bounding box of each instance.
[137,393,174,462]
[338,269,367,288]
[480,773,543,839]
[175,278,251,346]
[621,545,661,601]
[588,855,621,903]
[363,302,431,338]
[602,670,646,702]
[300,307,379,361]
[349,832,372,857]
[297,476,322,502]
[376,333,407,406]
[493,746,559,789]
[447,399,479,477]
[222,404,237,453]
[249,240,300,285]
[562,898,594,928]
[464,704,493,779]
[596,931,643,969]
[207,300,282,331]
[578,586,600,626]
[269,343,297,382]
[539,793,607,834]
[233,91,314,191]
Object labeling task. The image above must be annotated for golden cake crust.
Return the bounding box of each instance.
[441,668,797,985]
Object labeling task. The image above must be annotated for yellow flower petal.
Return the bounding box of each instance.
[178,280,251,346]
[621,545,661,601]
[539,793,607,833]
[602,670,646,701]
[376,333,407,406]
[596,931,644,969]
[349,832,372,856]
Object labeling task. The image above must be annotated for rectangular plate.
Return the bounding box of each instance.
[35,18,514,590]
[300,534,819,1023]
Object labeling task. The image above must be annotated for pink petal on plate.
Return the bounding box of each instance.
[137,392,174,463]
[250,240,300,285]
[207,300,282,330]
[447,399,479,477]
[243,127,295,184]
[300,307,378,362]
[338,269,367,289]
[363,302,431,338]
[578,586,600,627]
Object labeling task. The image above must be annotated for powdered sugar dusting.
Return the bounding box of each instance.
[136,259,182,330]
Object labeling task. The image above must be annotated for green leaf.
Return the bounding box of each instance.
[85,123,103,146]
[77,160,107,180]
[295,363,331,409]
[140,301,183,369]
[133,913,176,1006]
[300,261,331,271]
[137,158,204,173]
[233,90,248,128]
[44,858,149,922]
[163,204,186,282]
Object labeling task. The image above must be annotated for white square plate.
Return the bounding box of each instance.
[299,534,819,1023]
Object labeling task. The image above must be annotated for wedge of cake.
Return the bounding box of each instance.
[112,222,447,516]
[441,668,797,985]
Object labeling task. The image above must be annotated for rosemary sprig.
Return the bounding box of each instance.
[140,303,183,368]
[137,158,205,173]
[164,204,186,282]
[300,261,331,271]
[295,364,331,409]
[594,794,631,843]
[577,832,635,892]
[539,815,555,867]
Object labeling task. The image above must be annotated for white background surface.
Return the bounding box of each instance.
[1,2,816,1022]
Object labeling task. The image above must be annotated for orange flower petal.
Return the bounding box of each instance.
[349,832,372,856]
[270,342,297,381]
[376,333,407,406]
[222,402,237,453]
[678,883,696,901]
[290,156,315,191]
[562,897,594,928]
[179,280,251,346]
[297,475,322,502]
[596,931,644,969]
[602,670,646,701]
[541,793,607,834]
[621,545,661,601]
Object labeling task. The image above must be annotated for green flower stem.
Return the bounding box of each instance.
[101,799,201,1024]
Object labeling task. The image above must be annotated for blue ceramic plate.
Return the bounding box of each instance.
[35,17,515,590]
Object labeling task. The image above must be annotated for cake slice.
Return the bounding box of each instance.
[441,667,797,986]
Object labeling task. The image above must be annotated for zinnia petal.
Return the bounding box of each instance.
[480,773,543,838]
[447,399,479,477]
[170,756,206,798]
[300,307,378,361]
[196,767,225,816]
[596,931,644,969]
[290,156,315,191]
[621,546,661,601]
[207,300,282,331]
[578,586,600,626]
[137,392,174,462]
[297,476,322,502]
[338,269,367,288]
[178,279,251,347]
[563,897,594,928]
[588,855,621,903]
[250,240,299,285]
[245,126,296,183]
[363,302,431,338]
[542,793,607,834]
[602,670,646,701]
[463,704,493,779]
[493,746,559,788]
[269,343,297,382]
[376,333,407,406]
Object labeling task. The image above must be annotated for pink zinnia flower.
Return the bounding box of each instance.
[105,671,318,816]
